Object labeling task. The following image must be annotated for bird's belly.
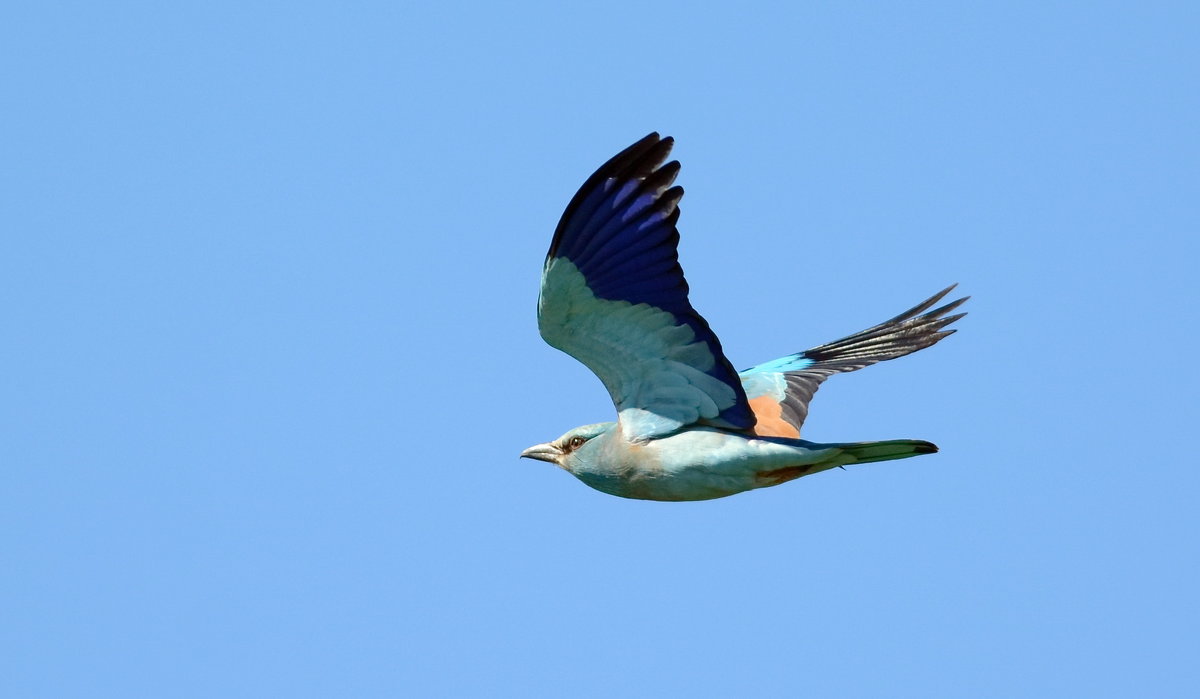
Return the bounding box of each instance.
[575,467,751,502]
[577,429,834,502]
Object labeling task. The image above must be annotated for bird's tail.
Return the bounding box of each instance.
[754,438,938,487]
[831,439,938,465]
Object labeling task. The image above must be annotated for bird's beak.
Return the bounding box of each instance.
[520,442,560,464]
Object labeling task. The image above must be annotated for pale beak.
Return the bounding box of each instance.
[520,442,560,464]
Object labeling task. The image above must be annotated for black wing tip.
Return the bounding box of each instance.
[937,298,970,316]
[570,132,676,195]
[639,131,671,147]
[585,131,677,182]
[643,159,682,194]
[548,133,676,259]
[938,311,969,326]
[612,132,674,178]
[889,284,969,324]
[797,285,969,364]
[915,441,939,454]
[923,283,957,307]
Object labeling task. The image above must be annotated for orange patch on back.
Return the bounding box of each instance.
[748,395,801,438]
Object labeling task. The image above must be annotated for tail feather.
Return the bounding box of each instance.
[832,439,938,465]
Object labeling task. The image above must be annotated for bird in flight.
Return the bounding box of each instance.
[521,133,966,501]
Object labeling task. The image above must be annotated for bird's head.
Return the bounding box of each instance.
[520,422,615,472]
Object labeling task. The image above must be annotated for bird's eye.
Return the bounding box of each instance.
[567,436,586,450]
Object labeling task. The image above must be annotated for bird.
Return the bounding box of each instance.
[521,133,966,501]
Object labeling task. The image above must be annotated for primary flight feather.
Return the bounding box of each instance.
[522,133,966,501]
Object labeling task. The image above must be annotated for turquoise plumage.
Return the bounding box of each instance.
[521,133,967,501]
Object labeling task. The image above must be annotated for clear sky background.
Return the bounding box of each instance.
[3,2,1197,697]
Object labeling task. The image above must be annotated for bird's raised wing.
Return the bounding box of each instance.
[538,133,755,441]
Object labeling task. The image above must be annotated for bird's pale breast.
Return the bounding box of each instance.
[573,428,837,501]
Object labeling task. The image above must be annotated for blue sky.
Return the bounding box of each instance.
[3,2,1197,696]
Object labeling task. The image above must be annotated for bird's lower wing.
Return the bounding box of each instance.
[739,285,968,438]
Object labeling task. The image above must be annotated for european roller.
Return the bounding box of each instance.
[522,133,967,501]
